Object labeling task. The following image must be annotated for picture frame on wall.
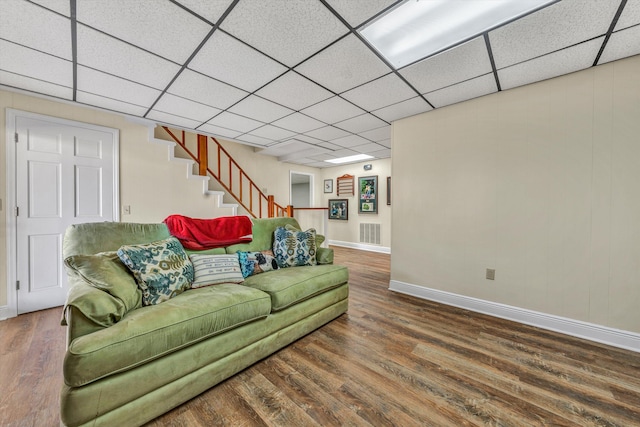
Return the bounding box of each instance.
[324,179,333,193]
[358,175,378,213]
[328,199,348,220]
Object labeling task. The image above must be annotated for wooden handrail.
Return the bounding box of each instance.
[161,126,291,218]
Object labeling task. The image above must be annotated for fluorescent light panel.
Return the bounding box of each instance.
[360,0,555,69]
[325,154,374,164]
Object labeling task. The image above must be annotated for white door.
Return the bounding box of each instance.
[13,113,118,314]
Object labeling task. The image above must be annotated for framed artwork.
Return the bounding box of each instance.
[358,175,378,213]
[324,179,333,193]
[328,199,348,220]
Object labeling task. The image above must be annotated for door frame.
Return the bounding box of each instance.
[3,109,120,319]
[289,170,314,208]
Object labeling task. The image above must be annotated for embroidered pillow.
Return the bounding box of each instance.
[189,254,244,288]
[237,250,279,278]
[272,226,317,268]
[284,223,325,246]
[117,237,193,306]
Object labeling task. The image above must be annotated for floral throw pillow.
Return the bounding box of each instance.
[237,250,279,278]
[272,226,317,268]
[117,237,194,306]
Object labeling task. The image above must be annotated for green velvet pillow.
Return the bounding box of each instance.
[117,237,194,306]
[273,226,317,268]
[64,252,142,312]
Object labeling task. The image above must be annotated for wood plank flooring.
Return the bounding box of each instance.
[1,246,639,426]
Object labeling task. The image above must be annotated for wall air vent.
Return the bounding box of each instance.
[360,223,381,245]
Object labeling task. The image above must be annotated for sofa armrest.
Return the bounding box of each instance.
[316,247,334,264]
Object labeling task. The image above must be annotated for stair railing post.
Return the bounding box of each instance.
[268,195,275,218]
[197,134,208,176]
[286,205,294,217]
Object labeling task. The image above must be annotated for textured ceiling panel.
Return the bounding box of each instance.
[257,140,313,157]
[30,0,70,16]
[368,147,391,158]
[324,0,399,28]
[341,73,417,111]
[77,0,212,64]
[77,66,161,107]
[221,0,347,67]
[615,0,640,30]
[147,110,205,129]
[334,113,388,134]
[206,111,263,134]
[197,123,242,139]
[289,134,325,145]
[168,69,247,111]
[189,31,287,93]
[153,93,221,123]
[236,133,275,146]
[305,126,350,141]
[426,73,497,108]
[378,139,391,149]
[248,125,296,141]
[0,71,72,99]
[0,0,71,60]
[256,72,333,111]
[228,95,294,123]
[331,134,371,148]
[77,91,149,116]
[173,0,233,24]
[359,125,391,142]
[372,97,432,122]
[300,96,365,124]
[271,113,326,134]
[400,37,493,94]
[295,34,391,94]
[352,142,384,153]
[498,37,603,90]
[77,25,181,90]
[0,40,71,87]
[489,0,618,69]
[599,25,640,65]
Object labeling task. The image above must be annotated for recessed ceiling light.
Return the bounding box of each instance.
[325,154,374,164]
[360,0,556,69]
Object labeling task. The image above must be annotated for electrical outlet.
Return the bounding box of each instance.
[123,205,131,215]
[486,268,495,280]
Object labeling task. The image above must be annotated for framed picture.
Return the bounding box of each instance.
[358,175,378,213]
[324,179,333,193]
[328,199,348,220]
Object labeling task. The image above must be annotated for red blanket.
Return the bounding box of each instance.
[163,215,253,250]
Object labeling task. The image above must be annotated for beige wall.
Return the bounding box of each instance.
[321,158,392,250]
[392,55,640,333]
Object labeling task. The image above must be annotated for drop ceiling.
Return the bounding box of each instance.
[1,0,639,167]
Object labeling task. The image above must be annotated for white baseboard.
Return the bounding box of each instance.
[0,305,16,321]
[328,240,390,254]
[389,280,640,353]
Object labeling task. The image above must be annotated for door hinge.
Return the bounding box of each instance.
[15,132,18,143]
[16,280,20,290]
[15,206,19,216]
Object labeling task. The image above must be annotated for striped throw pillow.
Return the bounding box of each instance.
[189,254,244,288]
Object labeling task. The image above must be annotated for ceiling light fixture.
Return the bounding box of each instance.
[325,154,374,164]
[360,0,556,69]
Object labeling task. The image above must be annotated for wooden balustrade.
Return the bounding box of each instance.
[161,126,291,219]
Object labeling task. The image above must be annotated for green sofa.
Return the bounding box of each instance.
[60,217,348,427]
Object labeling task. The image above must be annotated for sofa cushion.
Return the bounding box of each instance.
[117,237,194,305]
[242,264,348,311]
[189,254,244,288]
[64,284,272,387]
[273,226,317,268]
[225,217,303,253]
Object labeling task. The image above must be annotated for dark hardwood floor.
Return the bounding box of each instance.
[2,246,640,426]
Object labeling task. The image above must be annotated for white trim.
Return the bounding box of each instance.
[5,109,120,319]
[329,239,391,254]
[289,170,314,208]
[389,280,640,353]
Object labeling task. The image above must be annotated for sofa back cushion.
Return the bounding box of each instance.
[225,217,302,253]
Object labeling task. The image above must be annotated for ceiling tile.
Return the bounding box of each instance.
[271,113,326,134]
[248,125,296,141]
[256,72,333,111]
[190,31,287,92]
[351,142,384,153]
[331,134,370,148]
[228,95,294,123]
[317,141,344,151]
[334,113,388,133]
[0,71,72,99]
[153,93,221,122]
[147,110,205,129]
[426,73,497,108]
[369,148,392,158]
[173,0,233,24]
[295,34,391,94]
[372,97,432,122]
[77,25,181,90]
[30,0,70,16]
[206,111,263,134]
[341,73,416,111]
[77,91,148,116]
[168,69,248,110]
[359,125,391,142]
[615,0,640,30]
[378,139,391,148]
[598,25,640,65]
[498,38,603,90]
[0,40,72,87]
[287,134,325,145]
[324,0,399,28]
[197,123,242,139]
[76,0,212,64]
[399,37,493,94]
[258,140,309,157]
[236,134,274,146]
[489,0,619,69]
[305,126,350,141]
[330,148,359,158]
[220,0,348,67]
[0,0,71,60]
[77,66,160,107]
[301,96,365,125]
